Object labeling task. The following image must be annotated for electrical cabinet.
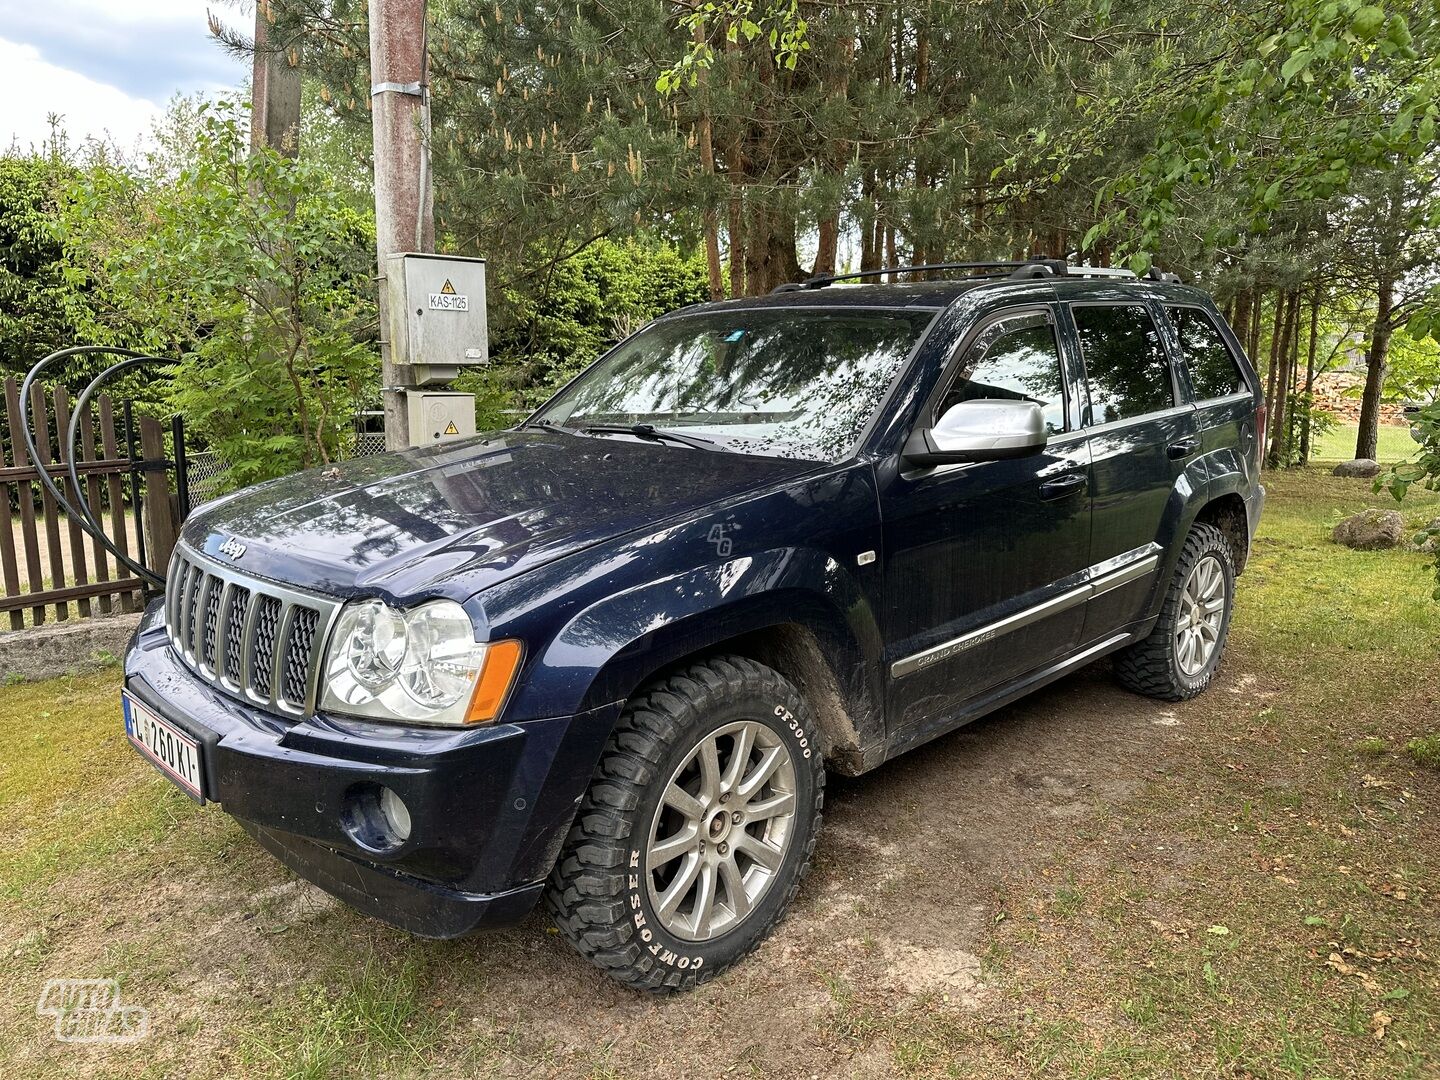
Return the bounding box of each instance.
[384,252,489,386]
[406,392,478,445]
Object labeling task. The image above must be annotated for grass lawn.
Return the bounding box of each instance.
[0,468,1437,1078]
[1311,422,1420,464]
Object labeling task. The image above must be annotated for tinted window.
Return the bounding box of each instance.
[939,312,1066,434]
[535,309,934,462]
[1169,306,1245,400]
[1071,304,1175,425]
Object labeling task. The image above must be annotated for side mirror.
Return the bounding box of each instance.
[903,399,1048,467]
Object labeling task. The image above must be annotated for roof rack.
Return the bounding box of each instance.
[771,255,1180,292]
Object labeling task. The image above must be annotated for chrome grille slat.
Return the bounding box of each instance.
[221,584,250,686]
[282,608,320,706]
[252,596,283,700]
[200,578,222,671]
[164,544,341,717]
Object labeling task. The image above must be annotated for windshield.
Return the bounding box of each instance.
[531,308,935,461]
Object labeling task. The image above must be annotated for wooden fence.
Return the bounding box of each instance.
[0,376,179,630]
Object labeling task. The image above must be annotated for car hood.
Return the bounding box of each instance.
[180,430,818,599]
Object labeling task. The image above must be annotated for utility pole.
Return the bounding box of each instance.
[369,0,434,449]
[251,2,301,156]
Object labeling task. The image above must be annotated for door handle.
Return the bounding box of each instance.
[1167,437,1200,460]
[1039,473,1088,501]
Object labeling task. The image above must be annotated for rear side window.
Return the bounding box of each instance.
[1071,304,1175,425]
[939,311,1067,434]
[1169,306,1245,400]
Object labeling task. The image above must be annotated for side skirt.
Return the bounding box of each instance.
[881,629,1136,762]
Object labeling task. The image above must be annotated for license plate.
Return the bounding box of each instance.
[123,693,205,801]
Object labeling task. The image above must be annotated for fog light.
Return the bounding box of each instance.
[378,786,412,843]
[342,783,413,851]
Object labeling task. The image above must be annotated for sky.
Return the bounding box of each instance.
[0,1,250,153]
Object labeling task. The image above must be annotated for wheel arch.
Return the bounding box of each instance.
[563,578,885,776]
[1192,490,1251,574]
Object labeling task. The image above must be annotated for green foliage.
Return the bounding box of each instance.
[458,237,710,418]
[1355,735,1388,756]
[1379,396,1440,594]
[1405,733,1440,769]
[0,151,94,376]
[657,0,811,93]
[56,101,379,488]
[1071,1,1440,263]
[1387,324,1440,404]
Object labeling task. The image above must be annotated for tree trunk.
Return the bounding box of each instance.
[1231,287,1252,358]
[723,38,745,297]
[744,195,769,298]
[691,27,723,300]
[1298,290,1320,464]
[766,207,803,292]
[812,32,852,278]
[813,218,839,277]
[1248,290,1264,366]
[1262,292,1282,468]
[1284,292,1304,460]
[1355,277,1395,461]
[251,2,301,156]
[1268,291,1300,467]
[859,169,879,271]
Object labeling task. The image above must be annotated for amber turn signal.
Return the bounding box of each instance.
[464,639,524,723]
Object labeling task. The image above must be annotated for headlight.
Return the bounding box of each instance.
[320,598,523,726]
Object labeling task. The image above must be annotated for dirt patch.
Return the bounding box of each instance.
[2,645,1434,1078]
[0,658,1234,1078]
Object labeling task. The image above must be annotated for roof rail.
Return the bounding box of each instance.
[771,261,1027,292]
[770,256,1179,292]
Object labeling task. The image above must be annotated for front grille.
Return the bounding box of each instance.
[164,545,341,716]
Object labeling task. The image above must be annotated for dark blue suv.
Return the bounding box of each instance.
[122,260,1264,991]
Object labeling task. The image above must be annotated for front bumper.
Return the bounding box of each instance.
[124,601,620,937]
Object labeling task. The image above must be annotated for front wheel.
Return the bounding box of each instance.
[1114,522,1236,701]
[546,656,824,992]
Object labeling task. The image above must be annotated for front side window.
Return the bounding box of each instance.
[938,311,1067,434]
[1169,306,1246,400]
[533,309,935,462]
[1071,304,1175,425]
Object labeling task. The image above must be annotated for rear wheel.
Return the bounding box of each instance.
[1114,522,1236,701]
[546,656,824,992]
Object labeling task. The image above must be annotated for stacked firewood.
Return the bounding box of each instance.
[1308,373,1407,425]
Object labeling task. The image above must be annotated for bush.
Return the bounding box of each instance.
[56,101,378,488]
[0,153,93,378]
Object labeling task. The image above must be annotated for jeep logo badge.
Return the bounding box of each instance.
[217,537,246,560]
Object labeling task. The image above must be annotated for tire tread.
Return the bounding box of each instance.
[1114,522,1234,702]
[545,655,824,992]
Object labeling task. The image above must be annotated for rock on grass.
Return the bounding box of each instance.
[1332,459,1382,478]
[1332,508,1405,550]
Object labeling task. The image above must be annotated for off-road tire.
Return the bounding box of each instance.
[1113,522,1236,702]
[545,656,824,992]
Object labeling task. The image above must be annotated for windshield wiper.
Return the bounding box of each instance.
[520,419,574,434]
[581,423,730,452]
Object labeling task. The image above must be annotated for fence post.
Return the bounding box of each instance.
[138,417,178,578]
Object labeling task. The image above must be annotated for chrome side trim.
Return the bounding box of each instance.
[891,583,1090,679]
[890,549,1162,679]
[1090,553,1159,598]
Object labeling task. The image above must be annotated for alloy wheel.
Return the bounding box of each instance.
[645,720,797,942]
[1174,554,1227,676]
